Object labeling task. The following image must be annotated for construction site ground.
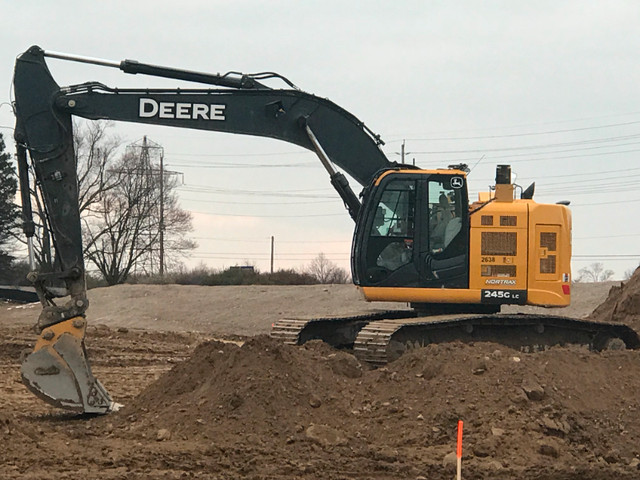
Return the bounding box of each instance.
[1,277,640,479]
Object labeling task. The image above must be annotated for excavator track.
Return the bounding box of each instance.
[272,312,640,366]
[271,310,419,348]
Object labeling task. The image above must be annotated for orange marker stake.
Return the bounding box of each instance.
[456,420,463,480]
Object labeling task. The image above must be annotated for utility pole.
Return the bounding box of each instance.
[142,136,152,275]
[159,150,164,277]
[270,236,274,274]
[119,136,181,277]
[127,136,167,276]
[401,139,406,164]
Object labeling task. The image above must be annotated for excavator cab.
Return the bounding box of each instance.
[353,168,470,290]
[353,164,576,312]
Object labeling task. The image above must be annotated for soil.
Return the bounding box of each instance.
[588,267,640,331]
[1,277,640,479]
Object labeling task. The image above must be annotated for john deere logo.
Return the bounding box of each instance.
[451,177,464,189]
[139,98,226,120]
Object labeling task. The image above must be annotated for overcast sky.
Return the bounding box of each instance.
[1,1,639,279]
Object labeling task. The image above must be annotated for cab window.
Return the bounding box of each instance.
[367,180,416,272]
[428,178,464,252]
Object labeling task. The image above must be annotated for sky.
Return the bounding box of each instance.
[1,1,639,280]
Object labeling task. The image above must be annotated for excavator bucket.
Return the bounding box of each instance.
[21,317,113,414]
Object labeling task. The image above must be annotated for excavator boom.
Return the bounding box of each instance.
[12,46,392,413]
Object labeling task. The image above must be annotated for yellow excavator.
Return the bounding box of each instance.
[12,46,639,413]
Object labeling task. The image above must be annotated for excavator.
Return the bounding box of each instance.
[12,46,639,414]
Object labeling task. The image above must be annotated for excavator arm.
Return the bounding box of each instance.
[12,45,392,413]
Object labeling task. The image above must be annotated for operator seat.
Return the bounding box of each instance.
[431,194,453,249]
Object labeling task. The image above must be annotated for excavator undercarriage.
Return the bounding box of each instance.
[272,311,640,366]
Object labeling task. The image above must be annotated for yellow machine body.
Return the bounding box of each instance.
[357,168,572,309]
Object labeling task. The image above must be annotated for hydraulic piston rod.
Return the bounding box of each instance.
[43,48,269,89]
[304,123,361,221]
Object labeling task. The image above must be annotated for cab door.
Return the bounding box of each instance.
[354,176,420,286]
[416,174,469,288]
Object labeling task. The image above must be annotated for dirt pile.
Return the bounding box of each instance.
[589,267,640,330]
[120,336,359,439]
[115,335,640,479]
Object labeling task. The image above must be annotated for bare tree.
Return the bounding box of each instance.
[306,253,350,284]
[576,262,614,283]
[82,144,195,285]
[75,120,122,213]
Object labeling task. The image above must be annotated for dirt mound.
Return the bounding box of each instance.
[120,336,363,439]
[589,268,640,330]
[114,335,640,478]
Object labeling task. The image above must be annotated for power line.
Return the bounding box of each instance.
[187,209,344,218]
[403,133,640,155]
[167,161,319,169]
[180,197,338,206]
[572,258,638,263]
[391,120,640,142]
[390,145,640,168]
[566,198,640,206]
[190,254,350,261]
[538,189,640,199]
[537,181,640,196]
[458,146,640,166]
[536,180,640,195]
[191,236,348,243]
[383,111,640,141]
[488,140,640,159]
[166,150,304,158]
[573,254,639,258]
[193,251,348,257]
[178,188,335,199]
[523,166,640,180]
[574,233,640,240]
[179,184,333,194]
[536,171,640,187]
